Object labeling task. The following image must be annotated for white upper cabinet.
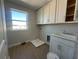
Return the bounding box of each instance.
[37,0,77,24]
[43,3,50,24]
[37,0,56,24]
[37,8,44,24]
[56,0,67,23]
[49,0,56,23]
[37,0,67,24]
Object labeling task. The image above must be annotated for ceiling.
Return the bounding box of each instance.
[7,0,51,10]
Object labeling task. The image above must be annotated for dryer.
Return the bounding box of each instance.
[49,33,77,59]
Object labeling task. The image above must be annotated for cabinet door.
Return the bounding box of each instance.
[49,0,56,23]
[37,8,43,24]
[56,0,67,23]
[43,3,50,24]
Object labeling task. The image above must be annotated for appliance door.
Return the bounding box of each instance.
[50,35,76,59]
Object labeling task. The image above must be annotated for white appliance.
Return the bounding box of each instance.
[47,33,77,59]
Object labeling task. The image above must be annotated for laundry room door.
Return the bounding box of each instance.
[0,0,8,59]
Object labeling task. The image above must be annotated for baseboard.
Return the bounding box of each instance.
[8,39,45,48]
[8,42,21,48]
[8,41,30,48]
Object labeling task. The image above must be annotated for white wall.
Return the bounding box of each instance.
[5,1,40,47]
[39,24,78,43]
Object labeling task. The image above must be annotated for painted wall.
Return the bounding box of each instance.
[5,1,40,47]
[39,24,78,43]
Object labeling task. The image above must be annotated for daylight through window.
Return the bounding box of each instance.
[11,8,28,30]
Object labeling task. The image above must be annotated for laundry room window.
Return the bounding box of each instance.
[11,8,28,30]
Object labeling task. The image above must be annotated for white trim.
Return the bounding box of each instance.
[8,40,32,48]
[8,42,21,48]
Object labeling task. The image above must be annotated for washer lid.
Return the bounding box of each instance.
[51,33,77,42]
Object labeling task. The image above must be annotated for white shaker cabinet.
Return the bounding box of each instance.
[37,8,44,24]
[37,0,56,24]
[37,0,77,24]
[55,0,67,23]
[49,0,56,24]
[43,3,50,24]
[37,0,69,24]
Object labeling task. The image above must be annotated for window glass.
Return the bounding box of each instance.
[11,8,28,30]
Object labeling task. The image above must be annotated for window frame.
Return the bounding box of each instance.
[10,8,28,30]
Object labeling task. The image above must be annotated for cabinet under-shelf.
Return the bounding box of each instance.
[65,0,76,22]
[68,3,75,8]
[66,16,74,21]
[67,0,76,6]
[66,14,74,17]
[67,6,75,15]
